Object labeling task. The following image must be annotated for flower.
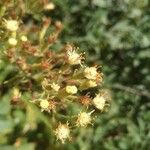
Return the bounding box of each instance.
[84,67,98,80]
[8,38,17,46]
[93,94,106,110]
[12,88,21,99]
[80,95,91,107]
[76,111,93,127]
[48,101,56,111]
[44,2,55,10]
[21,35,28,42]
[66,85,77,94]
[51,83,60,92]
[40,100,49,110]
[67,50,82,65]
[55,123,70,143]
[4,19,19,32]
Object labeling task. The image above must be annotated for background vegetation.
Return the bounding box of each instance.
[0,0,150,150]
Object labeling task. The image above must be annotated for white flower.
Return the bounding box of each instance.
[51,83,60,92]
[40,100,49,110]
[66,85,78,94]
[55,123,70,143]
[84,67,98,80]
[93,94,106,110]
[76,111,93,127]
[67,50,81,65]
[4,19,19,32]
[44,2,55,10]
[21,35,28,42]
[8,38,17,46]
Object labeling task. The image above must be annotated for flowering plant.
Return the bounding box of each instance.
[0,0,111,144]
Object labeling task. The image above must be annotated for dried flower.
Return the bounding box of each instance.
[48,101,56,111]
[66,85,78,94]
[4,19,19,32]
[55,21,63,31]
[55,123,70,143]
[80,95,91,107]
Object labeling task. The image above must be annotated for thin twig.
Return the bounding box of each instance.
[112,84,150,98]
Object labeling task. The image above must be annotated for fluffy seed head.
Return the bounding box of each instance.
[55,123,70,143]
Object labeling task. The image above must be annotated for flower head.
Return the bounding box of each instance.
[80,95,91,107]
[55,123,70,143]
[44,2,55,10]
[67,49,82,65]
[21,35,28,42]
[4,19,19,32]
[66,85,78,94]
[84,67,99,80]
[93,94,106,110]
[12,88,21,99]
[76,111,93,127]
[8,38,17,46]
[51,83,60,92]
[40,99,49,110]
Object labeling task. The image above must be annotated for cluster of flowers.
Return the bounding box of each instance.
[1,3,110,144]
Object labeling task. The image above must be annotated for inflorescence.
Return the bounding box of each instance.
[1,1,111,143]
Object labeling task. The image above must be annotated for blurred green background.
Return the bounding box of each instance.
[0,0,150,150]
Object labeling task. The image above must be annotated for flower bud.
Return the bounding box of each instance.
[80,80,97,90]
[44,2,55,10]
[66,85,78,94]
[11,88,21,104]
[21,35,28,42]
